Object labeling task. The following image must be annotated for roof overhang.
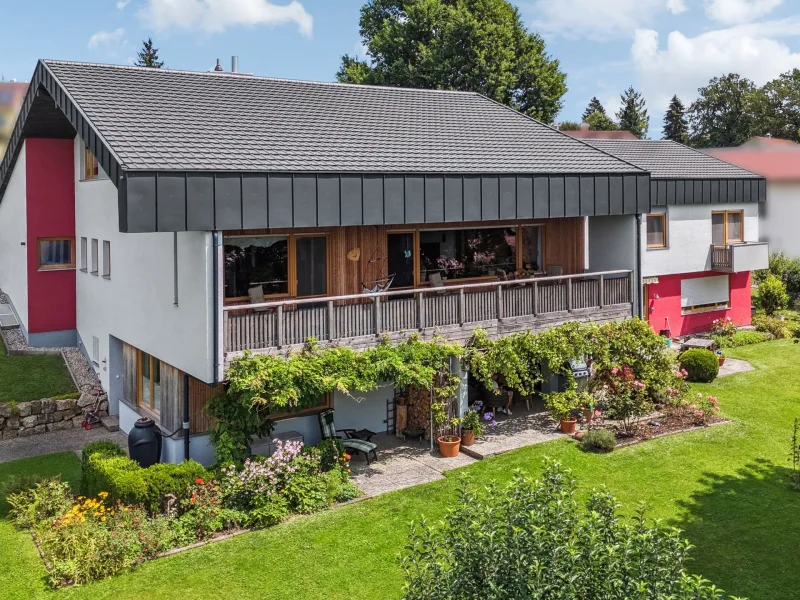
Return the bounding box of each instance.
[649,178,765,206]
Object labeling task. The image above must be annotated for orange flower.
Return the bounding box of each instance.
[195,478,205,485]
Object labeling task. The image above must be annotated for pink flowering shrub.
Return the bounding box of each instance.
[593,365,651,434]
[689,393,721,425]
[219,439,304,507]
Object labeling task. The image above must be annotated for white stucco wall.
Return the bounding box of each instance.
[0,142,28,330]
[586,215,637,273]
[73,136,215,396]
[641,203,760,277]
[759,181,800,259]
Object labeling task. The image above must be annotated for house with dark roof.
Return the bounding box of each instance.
[585,138,767,336]
[705,138,800,260]
[0,60,705,462]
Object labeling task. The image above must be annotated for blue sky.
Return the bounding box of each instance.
[2,0,800,137]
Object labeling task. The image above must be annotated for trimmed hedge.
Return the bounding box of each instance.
[82,441,208,513]
[581,428,616,452]
[713,330,768,348]
[679,349,719,383]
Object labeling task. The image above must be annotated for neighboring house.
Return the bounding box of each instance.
[584,139,768,336]
[0,60,650,463]
[563,124,638,141]
[705,138,800,259]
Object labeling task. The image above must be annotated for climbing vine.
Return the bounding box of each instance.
[208,335,462,463]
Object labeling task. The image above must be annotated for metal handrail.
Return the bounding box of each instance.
[222,269,634,312]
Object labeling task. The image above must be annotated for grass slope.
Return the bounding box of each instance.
[0,342,76,403]
[2,341,799,599]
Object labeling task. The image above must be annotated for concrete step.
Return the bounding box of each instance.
[101,416,120,432]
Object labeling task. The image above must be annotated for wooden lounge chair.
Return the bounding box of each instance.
[318,409,379,465]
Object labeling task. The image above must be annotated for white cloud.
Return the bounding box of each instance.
[88,28,126,49]
[666,0,688,14]
[704,0,783,25]
[117,0,132,9]
[631,17,800,110]
[530,0,684,41]
[139,0,313,37]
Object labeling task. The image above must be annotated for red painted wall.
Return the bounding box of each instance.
[25,139,76,334]
[646,271,752,336]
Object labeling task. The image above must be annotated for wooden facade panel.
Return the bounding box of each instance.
[122,342,137,404]
[189,378,225,435]
[160,362,184,434]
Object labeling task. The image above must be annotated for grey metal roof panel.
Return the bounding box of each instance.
[585,139,760,179]
[42,60,642,174]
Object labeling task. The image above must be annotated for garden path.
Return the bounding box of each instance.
[718,358,754,377]
[0,427,127,463]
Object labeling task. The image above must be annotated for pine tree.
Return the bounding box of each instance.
[616,86,649,139]
[135,38,164,68]
[582,97,606,121]
[663,95,689,143]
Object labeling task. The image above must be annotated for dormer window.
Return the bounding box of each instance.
[83,147,99,180]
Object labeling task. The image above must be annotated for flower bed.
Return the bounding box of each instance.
[6,438,359,587]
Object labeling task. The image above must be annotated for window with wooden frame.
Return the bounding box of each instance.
[712,210,744,246]
[223,233,329,301]
[137,351,162,414]
[83,148,99,180]
[646,213,667,248]
[37,237,75,270]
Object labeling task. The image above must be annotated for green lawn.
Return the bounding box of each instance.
[0,342,77,403]
[2,341,800,599]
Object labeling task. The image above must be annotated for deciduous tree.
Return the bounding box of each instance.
[688,74,757,148]
[336,0,567,123]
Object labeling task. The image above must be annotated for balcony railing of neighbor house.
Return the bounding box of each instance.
[222,270,634,363]
[711,242,769,273]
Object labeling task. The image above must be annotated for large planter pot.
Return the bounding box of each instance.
[437,436,461,458]
[560,418,578,434]
[461,429,476,446]
[718,356,726,367]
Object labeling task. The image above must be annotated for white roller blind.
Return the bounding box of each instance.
[681,275,730,308]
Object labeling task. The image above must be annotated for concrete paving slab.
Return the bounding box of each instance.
[0,427,128,463]
[718,357,754,377]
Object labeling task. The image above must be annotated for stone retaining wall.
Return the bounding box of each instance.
[0,392,108,440]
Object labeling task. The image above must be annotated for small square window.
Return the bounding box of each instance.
[102,241,111,279]
[80,237,88,272]
[83,148,99,180]
[646,214,667,248]
[91,239,99,275]
[38,238,75,270]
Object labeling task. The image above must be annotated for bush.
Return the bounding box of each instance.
[756,252,800,301]
[6,478,73,529]
[753,314,791,339]
[334,481,361,502]
[713,330,767,348]
[679,349,719,383]
[317,438,346,472]
[283,453,329,514]
[0,473,45,498]
[759,274,789,316]
[82,442,208,513]
[582,428,616,452]
[401,460,739,600]
[81,440,126,494]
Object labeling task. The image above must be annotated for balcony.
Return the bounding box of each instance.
[711,242,769,273]
[222,270,634,365]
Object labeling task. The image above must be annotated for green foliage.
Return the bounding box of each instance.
[714,330,767,348]
[6,477,72,529]
[460,406,483,437]
[792,417,800,490]
[81,440,126,493]
[211,336,461,464]
[557,120,581,131]
[616,85,650,138]
[544,389,587,422]
[282,453,329,514]
[679,349,719,383]
[585,110,618,131]
[582,428,617,452]
[758,274,789,316]
[755,252,800,302]
[0,472,45,498]
[582,96,606,121]
[82,442,208,512]
[688,73,758,148]
[50,391,81,400]
[317,438,347,472]
[337,0,567,123]
[750,68,800,143]
[135,37,163,68]
[752,314,792,339]
[334,481,361,503]
[663,94,689,143]
[401,461,740,600]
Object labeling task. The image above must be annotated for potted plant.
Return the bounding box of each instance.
[580,392,596,424]
[545,390,582,434]
[432,401,461,457]
[717,350,726,367]
[460,406,483,446]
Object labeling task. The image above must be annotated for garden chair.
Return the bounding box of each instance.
[428,272,447,295]
[318,409,379,465]
[247,286,272,312]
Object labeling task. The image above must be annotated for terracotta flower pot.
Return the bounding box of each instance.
[582,408,594,423]
[718,356,726,367]
[560,418,578,434]
[461,429,476,446]
[437,436,461,458]
[574,431,585,441]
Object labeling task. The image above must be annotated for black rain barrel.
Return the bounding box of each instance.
[128,417,163,468]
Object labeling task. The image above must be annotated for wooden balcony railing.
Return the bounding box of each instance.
[711,242,769,273]
[222,270,634,359]
[711,245,733,271]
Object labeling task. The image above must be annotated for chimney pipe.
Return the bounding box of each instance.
[214,58,223,72]
[231,56,239,73]
[580,122,590,131]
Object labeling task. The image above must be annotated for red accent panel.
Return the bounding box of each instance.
[25,139,75,334]
[646,271,752,336]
